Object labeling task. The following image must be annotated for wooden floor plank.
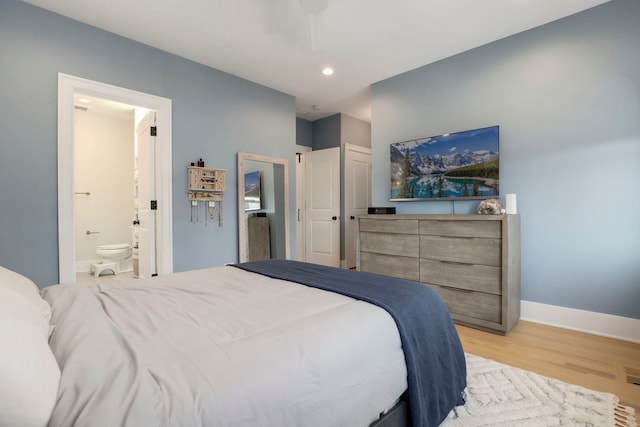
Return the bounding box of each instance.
[456,320,640,412]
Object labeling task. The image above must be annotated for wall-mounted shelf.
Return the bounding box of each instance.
[188,166,226,226]
[188,166,226,197]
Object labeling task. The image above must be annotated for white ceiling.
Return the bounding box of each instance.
[24,0,609,122]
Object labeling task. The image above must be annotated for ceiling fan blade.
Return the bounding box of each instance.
[308,12,326,52]
[259,0,280,34]
[300,0,329,52]
[259,0,329,52]
[299,0,329,14]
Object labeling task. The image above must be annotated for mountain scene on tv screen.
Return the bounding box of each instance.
[244,172,261,210]
[390,126,499,200]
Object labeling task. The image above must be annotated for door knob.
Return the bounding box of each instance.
[332,216,338,220]
[350,215,355,220]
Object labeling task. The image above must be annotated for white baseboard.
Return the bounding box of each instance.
[521,300,640,344]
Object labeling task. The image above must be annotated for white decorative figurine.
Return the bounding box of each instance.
[477,198,505,215]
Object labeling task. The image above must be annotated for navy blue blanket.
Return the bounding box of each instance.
[232,260,466,427]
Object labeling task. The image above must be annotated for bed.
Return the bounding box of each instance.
[0,260,466,427]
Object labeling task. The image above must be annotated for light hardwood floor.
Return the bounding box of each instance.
[456,320,640,412]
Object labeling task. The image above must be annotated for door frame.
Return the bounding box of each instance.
[294,145,312,261]
[57,73,173,284]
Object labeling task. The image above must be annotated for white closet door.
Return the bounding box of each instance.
[345,144,371,269]
[305,147,340,267]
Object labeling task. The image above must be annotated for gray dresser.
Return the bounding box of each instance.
[357,214,520,334]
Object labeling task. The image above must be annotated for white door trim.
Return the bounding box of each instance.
[294,145,312,261]
[343,143,372,156]
[58,73,173,284]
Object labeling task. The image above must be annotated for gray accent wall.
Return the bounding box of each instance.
[341,114,371,149]
[0,0,296,286]
[311,114,342,150]
[371,0,640,319]
[310,113,371,150]
[296,118,313,147]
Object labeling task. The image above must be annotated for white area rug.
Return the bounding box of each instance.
[441,353,637,426]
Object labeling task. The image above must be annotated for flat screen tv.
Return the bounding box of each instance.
[390,125,499,201]
[244,171,261,211]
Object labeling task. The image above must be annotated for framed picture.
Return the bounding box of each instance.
[390,125,499,201]
[244,171,261,211]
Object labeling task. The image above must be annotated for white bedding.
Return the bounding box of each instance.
[43,266,407,427]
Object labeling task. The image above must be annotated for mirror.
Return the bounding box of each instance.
[237,152,290,262]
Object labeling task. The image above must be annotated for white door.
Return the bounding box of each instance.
[344,144,371,269]
[305,147,340,267]
[135,110,157,278]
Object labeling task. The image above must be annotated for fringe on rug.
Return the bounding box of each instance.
[614,402,637,427]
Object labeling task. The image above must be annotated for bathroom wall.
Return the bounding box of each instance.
[74,108,134,270]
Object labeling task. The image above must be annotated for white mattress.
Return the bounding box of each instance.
[43,265,408,427]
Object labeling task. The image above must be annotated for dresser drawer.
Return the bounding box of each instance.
[420,235,501,266]
[420,258,501,294]
[359,252,419,281]
[420,220,501,238]
[360,219,418,234]
[428,284,501,323]
[360,231,419,257]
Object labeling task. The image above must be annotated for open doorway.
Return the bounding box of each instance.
[57,73,173,284]
[73,96,160,283]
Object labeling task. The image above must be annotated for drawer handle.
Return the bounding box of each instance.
[437,284,474,293]
[438,259,468,266]
[422,234,475,240]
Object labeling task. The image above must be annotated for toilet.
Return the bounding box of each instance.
[90,243,133,277]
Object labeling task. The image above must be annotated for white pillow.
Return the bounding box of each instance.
[0,265,52,326]
[0,266,60,427]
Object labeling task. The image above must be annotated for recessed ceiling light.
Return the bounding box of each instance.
[322,67,334,76]
[78,98,91,104]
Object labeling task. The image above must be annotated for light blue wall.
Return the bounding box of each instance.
[371,0,640,319]
[0,0,296,286]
